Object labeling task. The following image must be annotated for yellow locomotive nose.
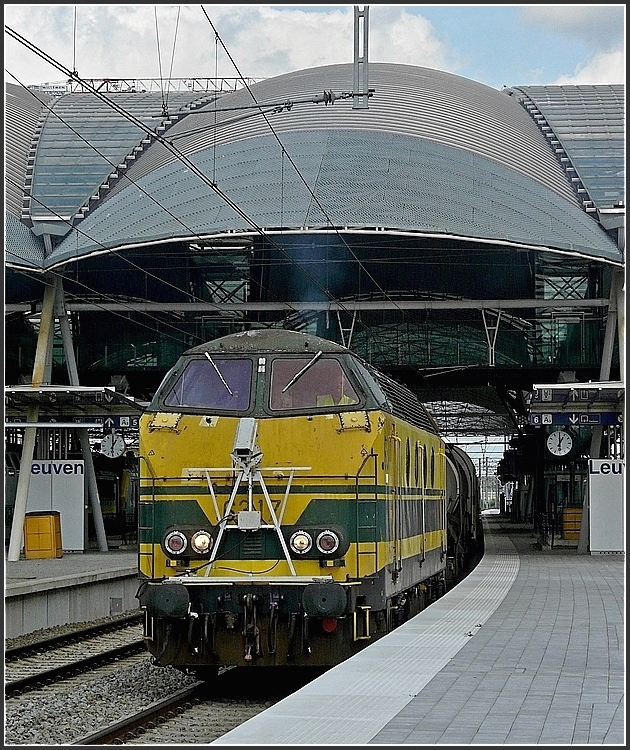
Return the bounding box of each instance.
[137,328,481,675]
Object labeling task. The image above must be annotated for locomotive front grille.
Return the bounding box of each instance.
[241,532,264,558]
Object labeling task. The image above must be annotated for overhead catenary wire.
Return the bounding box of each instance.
[3,74,291,317]
[3,80,391,358]
[6,184,208,349]
[3,68,349,336]
[4,22,390,360]
[5,29,340,299]
[198,6,406,326]
[4,81,390,362]
[154,5,181,118]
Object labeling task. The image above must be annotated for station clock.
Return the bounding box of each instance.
[101,432,126,458]
[546,429,574,457]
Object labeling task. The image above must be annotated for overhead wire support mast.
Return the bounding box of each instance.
[353,5,370,109]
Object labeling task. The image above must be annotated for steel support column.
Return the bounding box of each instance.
[7,275,58,561]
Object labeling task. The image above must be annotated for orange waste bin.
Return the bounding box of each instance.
[23,511,63,559]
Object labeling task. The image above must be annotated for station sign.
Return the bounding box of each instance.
[83,415,140,429]
[5,415,140,429]
[529,412,622,426]
[532,386,623,405]
[530,382,624,427]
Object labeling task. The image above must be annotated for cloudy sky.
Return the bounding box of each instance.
[4,4,625,91]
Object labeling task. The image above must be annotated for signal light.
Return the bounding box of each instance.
[316,529,340,554]
[164,530,187,555]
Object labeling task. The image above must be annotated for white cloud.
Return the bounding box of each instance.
[518,4,625,85]
[519,5,625,49]
[3,5,625,89]
[552,47,626,85]
[365,6,456,71]
[207,5,356,77]
[4,5,456,86]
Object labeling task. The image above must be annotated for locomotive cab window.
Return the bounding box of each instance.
[269,355,359,411]
[163,356,253,411]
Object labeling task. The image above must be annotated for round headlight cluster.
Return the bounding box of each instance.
[289,528,342,556]
[289,530,312,554]
[163,527,214,557]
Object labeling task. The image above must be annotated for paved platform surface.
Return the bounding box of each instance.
[212,515,625,746]
[5,545,138,590]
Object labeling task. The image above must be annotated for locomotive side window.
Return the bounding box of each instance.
[163,357,253,411]
[414,442,420,485]
[422,446,428,485]
[269,356,359,411]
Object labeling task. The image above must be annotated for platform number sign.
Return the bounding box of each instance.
[531,413,553,425]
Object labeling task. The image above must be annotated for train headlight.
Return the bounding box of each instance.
[316,529,340,554]
[191,530,213,555]
[164,530,187,555]
[289,530,313,554]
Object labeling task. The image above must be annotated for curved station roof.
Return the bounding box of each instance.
[5,63,624,272]
[5,65,625,440]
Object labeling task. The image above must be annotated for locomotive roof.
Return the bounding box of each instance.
[185,328,351,356]
[171,328,441,435]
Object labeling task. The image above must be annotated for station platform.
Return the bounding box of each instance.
[212,513,625,746]
[4,544,140,639]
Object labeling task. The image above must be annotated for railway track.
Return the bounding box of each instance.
[71,666,327,745]
[72,682,208,744]
[5,612,143,661]
[5,615,145,698]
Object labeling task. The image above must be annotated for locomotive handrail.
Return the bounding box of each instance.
[183,465,312,527]
[355,451,379,578]
[181,463,313,578]
[162,575,347,585]
[137,460,158,580]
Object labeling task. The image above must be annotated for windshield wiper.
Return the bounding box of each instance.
[281,350,322,393]
[204,352,233,396]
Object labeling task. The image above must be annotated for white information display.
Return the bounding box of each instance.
[588,459,625,554]
[26,460,86,551]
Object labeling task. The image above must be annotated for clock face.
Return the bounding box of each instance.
[101,432,126,458]
[546,430,573,457]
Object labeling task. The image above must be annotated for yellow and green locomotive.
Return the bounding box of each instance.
[137,328,477,676]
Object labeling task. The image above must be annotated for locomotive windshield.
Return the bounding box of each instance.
[269,356,359,410]
[163,356,253,411]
